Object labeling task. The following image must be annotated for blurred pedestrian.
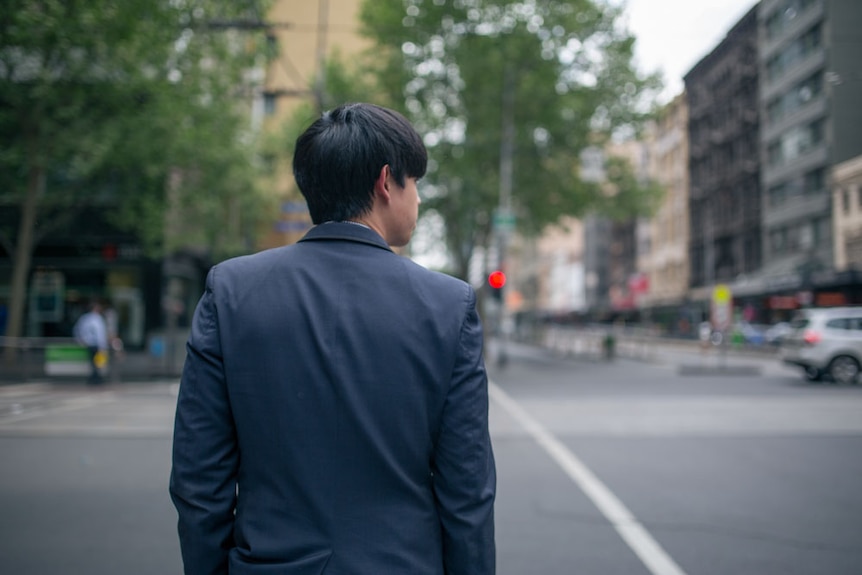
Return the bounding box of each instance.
[170,103,496,575]
[72,299,108,385]
[101,299,124,381]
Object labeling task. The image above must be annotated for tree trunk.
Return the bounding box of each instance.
[3,165,42,363]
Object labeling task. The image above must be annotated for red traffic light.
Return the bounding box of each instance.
[488,270,507,289]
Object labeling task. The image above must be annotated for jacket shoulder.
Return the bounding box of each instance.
[399,258,476,303]
[209,245,295,278]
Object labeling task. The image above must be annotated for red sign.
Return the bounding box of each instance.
[768,296,799,310]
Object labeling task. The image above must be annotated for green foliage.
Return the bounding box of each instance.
[597,155,665,221]
[271,48,388,218]
[274,49,384,164]
[0,0,276,342]
[357,0,662,278]
[0,0,274,260]
[318,49,385,111]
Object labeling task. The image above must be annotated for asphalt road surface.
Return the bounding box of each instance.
[489,340,862,575]
[1,340,861,574]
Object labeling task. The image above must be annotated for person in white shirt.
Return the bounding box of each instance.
[73,300,109,384]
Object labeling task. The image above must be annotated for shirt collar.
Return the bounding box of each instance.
[299,221,392,252]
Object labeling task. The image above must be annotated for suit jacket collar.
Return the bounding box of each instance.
[298,221,393,252]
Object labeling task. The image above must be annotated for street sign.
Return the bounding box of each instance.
[711,284,732,331]
[493,210,516,231]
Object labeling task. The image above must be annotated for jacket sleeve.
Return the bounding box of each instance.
[169,267,238,575]
[433,286,497,575]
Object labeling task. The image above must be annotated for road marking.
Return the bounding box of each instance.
[0,425,172,438]
[0,383,52,397]
[0,392,117,425]
[489,381,688,575]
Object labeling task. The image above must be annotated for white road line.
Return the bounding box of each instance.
[0,383,52,397]
[489,381,688,575]
[0,392,117,425]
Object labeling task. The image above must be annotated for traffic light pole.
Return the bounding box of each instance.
[493,64,516,369]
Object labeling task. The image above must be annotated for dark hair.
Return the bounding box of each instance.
[293,103,427,224]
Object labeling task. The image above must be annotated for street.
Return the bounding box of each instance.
[1,341,861,574]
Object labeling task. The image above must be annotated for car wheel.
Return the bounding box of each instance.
[828,356,860,385]
[804,366,823,381]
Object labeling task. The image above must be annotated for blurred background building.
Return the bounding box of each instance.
[522,0,862,335]
[0,0,365,367]
[638,94,691,332]
[754,0,862,308]
[256,0,365,250]
[685,4,761,294]
[4,0,862,367]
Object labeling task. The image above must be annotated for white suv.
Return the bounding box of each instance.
[781,307,862,384]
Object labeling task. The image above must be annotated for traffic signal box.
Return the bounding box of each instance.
[488,270,506,301]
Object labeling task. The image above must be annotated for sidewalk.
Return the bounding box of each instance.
[519,330,794,378]
[2,335,791,386]
[0,349,182,386]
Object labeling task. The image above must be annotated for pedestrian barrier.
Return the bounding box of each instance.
[44,343,93,376]
[1,337,123,382]
[541,326,657,362]
[1,337,105,381]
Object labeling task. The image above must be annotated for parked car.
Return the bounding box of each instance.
[780,307,862,384]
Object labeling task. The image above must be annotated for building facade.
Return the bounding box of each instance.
[640,94,690,309]
[832,154,862,271]
[258,0,367,249]
[758,0,862,286]
[0,0,368,360]
[685,4,761,294]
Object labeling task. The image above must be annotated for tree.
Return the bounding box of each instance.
[271,49,386,213]
[0,0,273,346]
[275,49,385,152]
[358,0,661,279]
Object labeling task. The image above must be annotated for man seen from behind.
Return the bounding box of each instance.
[170,102,496,575]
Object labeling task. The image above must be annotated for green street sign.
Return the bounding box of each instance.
[493,212,516,230]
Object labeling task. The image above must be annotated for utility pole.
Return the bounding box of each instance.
[313,0,330,112]
[493,64,516,368]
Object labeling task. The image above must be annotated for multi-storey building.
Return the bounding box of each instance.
[640,94,690,313]
[827,154,862,304]
[605,139,650,315]
[581,215,612,316]
[758,0,862,301]
[529,218,587,316]
[685,5,761,298]
[0,0,367,356]
[259,0,367,249]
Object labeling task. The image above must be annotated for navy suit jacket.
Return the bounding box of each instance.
[170,222,496,575]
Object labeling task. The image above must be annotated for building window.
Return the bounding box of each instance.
[803,168,824,195]
[846,234,862,267]
[765,0,815,40]
[770,219,827,255]
[813,216,830,248]
[766,22,822,81]
[766,72,822,125]
[263,92,277,117]
[843,189,851,214]
[768,181,788,207]
[771,228,787,254]
[769,168,825,208]
[767,118,824,166]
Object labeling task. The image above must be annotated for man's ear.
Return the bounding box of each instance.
[374,164,393,203]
